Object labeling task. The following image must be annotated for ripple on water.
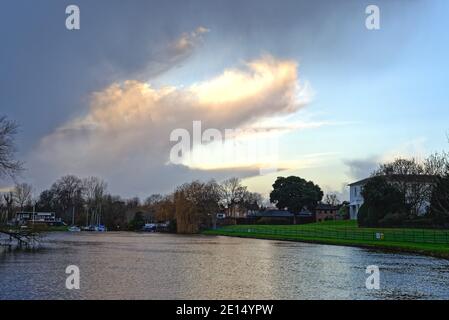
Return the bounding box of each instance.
[1,232,448,300]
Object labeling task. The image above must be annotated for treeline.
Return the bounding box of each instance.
[358,152,449,228]
[1,115,265,233]
[0,175,128,229]
[138,177,263,233]
[0,175,263,233]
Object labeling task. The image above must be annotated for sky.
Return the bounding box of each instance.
[1,0,448,200]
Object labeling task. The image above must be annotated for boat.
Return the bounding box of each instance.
[68,226,81,232]
[95,224,107,232]
[142,223,156,232]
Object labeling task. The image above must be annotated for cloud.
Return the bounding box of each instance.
[28,54,312,196]
[382,137,428,162]
[343,156,381,181]
[343,137,430,182]
[173,27,210,54]
[130,27,210,81]
[0,186,13,193]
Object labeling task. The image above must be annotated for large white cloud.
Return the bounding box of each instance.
[28,54,312,196]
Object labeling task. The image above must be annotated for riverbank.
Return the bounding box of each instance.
[2,231,449,299]
[203,221,449,259]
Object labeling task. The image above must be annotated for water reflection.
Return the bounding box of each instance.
[0,232,448,300]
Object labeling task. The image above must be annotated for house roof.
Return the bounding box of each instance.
[249,210,293,218]
[16,212,55,215]
[348,174,437,186]
[315,203,339,210]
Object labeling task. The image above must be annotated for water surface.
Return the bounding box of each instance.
[1,232,448,299]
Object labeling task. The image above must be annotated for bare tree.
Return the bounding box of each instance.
[424,152,449,177]
[0,116,23,178]
[0,195,6,224]
[374,158,424,177]
[373,158,434,216]
[13,183,33,212]
[51,175,84,224]
[145,194,163,207]
[82,176,107,226]
[241,191,263,213]
[218,177,247,219]
[3,192,14,223]
[324,194,340,206]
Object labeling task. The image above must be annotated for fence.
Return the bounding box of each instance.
[215,225,449,245]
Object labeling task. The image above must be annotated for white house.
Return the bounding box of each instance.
[15,212,60,225]
[348,179,367,220]
[348,175,437,220]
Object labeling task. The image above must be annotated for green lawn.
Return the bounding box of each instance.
[203,220,449,259]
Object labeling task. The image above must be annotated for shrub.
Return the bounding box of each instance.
[358,176,407,227]
[357,204,379,227]
[429,176,449,226]
[379,212,408,227]
[128,212,145,231]
[256,217,291,225]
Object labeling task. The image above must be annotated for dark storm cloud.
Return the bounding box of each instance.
[0,0,425,194]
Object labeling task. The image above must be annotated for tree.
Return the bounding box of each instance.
[2,192,14,223]
[13,183,33,212]
[50,175,84,224]
[0,116,22,178]
[82,177,107,225]
[241,191,263,212]
[129,211,145,231]
[153,195,175,222]
[324,194,340,206]
[429,176,449,226]
[424,152,449,176]
[174,188,198,234]
[373,158,433,217]
[218,177,247,218]
[174,180,221,233]
[270,176,323,214]
[101,195,128,230]
[36,188,61,213]
[358,176,407,227]
[126,197,141,209]
[374,158,424,176]
[338,201,350,220]
[145,194,163,207]
[0,195,6,224]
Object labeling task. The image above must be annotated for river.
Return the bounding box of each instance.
[0,232,448,300]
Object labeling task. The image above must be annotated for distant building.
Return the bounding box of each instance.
[227,205,254,219]
[15,212,61,225]
[248,210,294,219]
[315,203,339,222]
[348,174,437,220]
[248,209,315,224]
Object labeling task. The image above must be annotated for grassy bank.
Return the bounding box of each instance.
[203,220,449,259]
